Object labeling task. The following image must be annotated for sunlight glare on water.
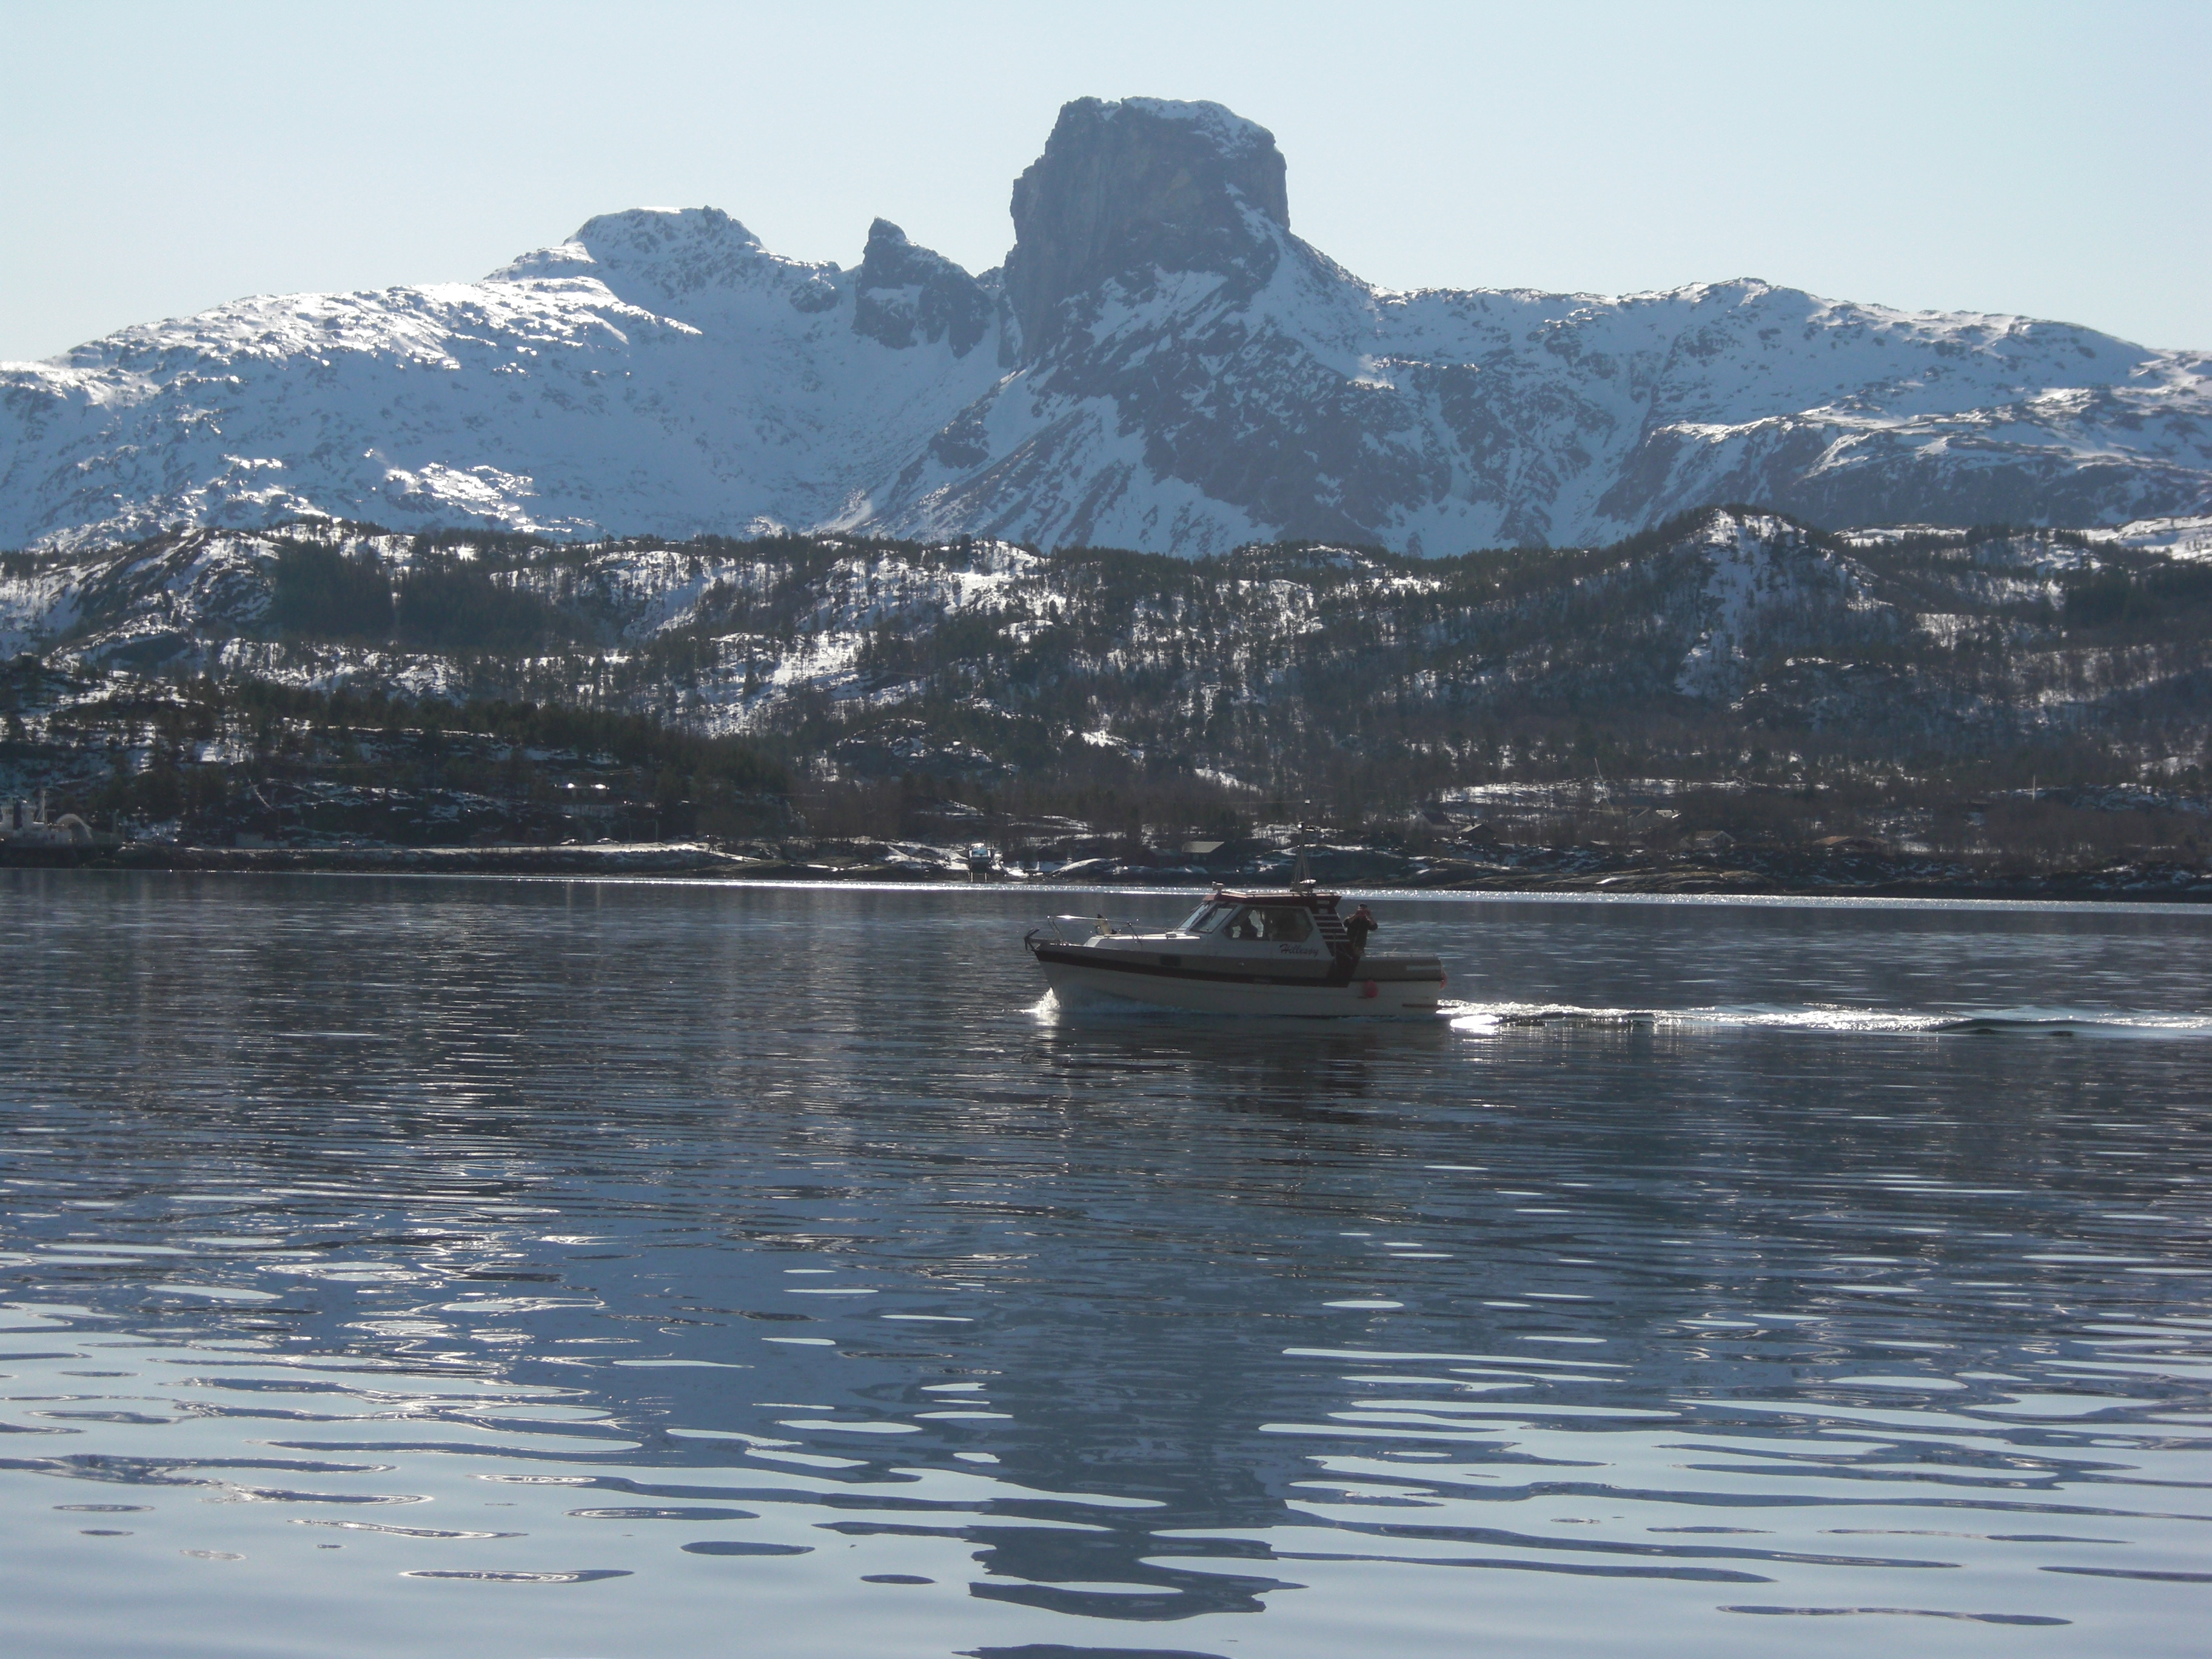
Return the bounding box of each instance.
[1,872,2208,1658]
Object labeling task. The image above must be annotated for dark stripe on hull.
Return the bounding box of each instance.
[1031,943,1443,988]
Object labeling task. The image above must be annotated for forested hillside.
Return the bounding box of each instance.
[3,508,2208,870]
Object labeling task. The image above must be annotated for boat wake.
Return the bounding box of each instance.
[1446,1001,2212,1040]
[1033,990,2212,1039]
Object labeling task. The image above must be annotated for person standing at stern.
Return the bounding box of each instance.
[1345,903,1378,960]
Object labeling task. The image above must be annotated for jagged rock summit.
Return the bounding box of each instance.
[1004,96,1289,357]
[3,97,2207,554]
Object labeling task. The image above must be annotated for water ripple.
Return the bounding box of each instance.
[2,873,2208,1657]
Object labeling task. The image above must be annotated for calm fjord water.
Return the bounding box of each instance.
[2,872,2209,1659]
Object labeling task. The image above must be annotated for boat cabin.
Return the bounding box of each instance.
[1177,898,1316,942]
[1171,886,1347,947]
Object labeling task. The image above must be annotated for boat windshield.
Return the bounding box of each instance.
[1179,902,1230,933]
[1218,905,1314,943]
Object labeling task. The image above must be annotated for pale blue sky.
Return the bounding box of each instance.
[2,0,2206,361]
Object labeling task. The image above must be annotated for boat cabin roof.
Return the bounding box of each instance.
[1201,885,1340,913]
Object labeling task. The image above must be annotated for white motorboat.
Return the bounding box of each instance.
[1025,884,1447,1017]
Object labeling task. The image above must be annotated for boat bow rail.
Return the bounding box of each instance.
[1024,915,1142,953]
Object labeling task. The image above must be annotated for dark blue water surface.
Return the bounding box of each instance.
[2,871,2210,1658]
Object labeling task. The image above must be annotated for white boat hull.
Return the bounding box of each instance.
[1040,954,1446,1018]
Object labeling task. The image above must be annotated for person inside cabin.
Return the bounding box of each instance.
[1345,903,1378,960]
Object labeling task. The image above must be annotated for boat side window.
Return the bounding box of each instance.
[1222,906,1313,942]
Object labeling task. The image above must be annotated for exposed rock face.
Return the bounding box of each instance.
[1,96,2207,555]
[874,102,2212,551]
[851,219,993,357]
[1003,96,1290,360]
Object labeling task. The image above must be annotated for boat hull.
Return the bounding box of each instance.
[1037,948,1446,1018]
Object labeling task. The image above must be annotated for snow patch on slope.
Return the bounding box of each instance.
[2089,515,2212,563]
[1675,513,1877,699]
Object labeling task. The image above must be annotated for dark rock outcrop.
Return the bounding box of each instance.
[1003,97,1290,359]
[851,219,993,357]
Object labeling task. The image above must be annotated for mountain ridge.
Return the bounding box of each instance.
[4,97,2207,555]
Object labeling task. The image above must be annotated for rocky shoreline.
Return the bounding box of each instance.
[4,837,2208,903]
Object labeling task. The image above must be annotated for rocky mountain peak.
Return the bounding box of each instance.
[496,206,763,282]
[489,206,843,320]
[851,219,993,357]
[1003,96,1291,360]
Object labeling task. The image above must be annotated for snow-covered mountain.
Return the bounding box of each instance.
[5,96,2208,555]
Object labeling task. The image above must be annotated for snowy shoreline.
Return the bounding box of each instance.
[5,838,2207,904]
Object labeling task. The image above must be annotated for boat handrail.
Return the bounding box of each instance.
[1025,914,1143,952]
